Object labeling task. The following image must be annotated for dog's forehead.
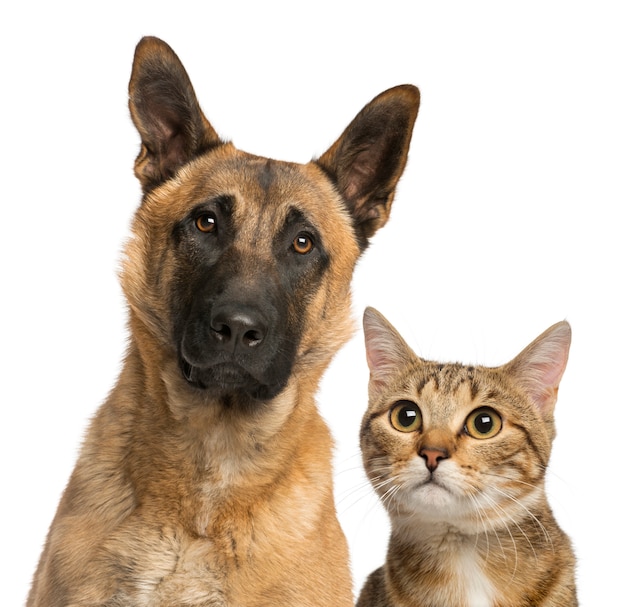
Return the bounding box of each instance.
[148,147,356,252]
[185,148,349,224]
[139,146,360,263]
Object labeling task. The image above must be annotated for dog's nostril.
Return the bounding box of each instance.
[211,323,232,342]
[209,308,267,349]
[243,329,263,347]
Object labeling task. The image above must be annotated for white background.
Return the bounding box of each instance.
[2,2,624,605]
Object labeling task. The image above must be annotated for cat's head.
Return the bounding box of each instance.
[360,307,571,532]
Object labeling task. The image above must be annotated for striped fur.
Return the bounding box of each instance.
[357,307,578,607]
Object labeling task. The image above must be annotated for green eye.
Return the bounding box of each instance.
[389,401,422,433]
[465,408,502,439]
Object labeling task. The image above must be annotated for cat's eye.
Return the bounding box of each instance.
[465,407,502,439]
[195,212,217,233]
[293,232,314,255]
[389,401,422,433]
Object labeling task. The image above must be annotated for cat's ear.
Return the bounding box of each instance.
[363,307,417,396]
[504,321,572,418]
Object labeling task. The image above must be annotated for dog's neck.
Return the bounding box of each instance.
[124,311,330,484]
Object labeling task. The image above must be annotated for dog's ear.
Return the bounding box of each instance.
[128,37,224,193]
[316,85,420,248]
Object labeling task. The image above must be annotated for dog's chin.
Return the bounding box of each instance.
[180,360,285,402]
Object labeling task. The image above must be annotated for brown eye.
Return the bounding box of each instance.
[465,408,502,439]
[293,233,314,255]
[195,213,217,233]
[389,401,422,433]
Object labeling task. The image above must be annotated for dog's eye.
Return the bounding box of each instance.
[195,213,217,233]
[293,233,314,255]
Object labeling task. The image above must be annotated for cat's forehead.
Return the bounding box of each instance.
[399,362,511,420]
[417,362,478,392]
[414,365,481,416]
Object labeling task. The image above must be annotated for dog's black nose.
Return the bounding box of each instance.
[210,305,267,351]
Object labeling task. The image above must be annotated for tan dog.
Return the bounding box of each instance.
[27,37,419,607]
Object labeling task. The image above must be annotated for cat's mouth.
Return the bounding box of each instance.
[414,477,454,503]
[420,477,448,490]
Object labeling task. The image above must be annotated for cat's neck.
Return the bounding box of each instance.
[387,524,498,607]
[386,500,559,607]
[394,519,478,544]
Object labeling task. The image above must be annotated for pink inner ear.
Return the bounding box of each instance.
[365,335,391,377]
[510,321,571,416]
[538,358,567,390]
[363,308,413,386]
[526,365,562,416]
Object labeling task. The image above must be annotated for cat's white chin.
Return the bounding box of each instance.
[414,481,454,507]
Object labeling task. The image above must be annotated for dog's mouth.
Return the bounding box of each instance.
[181,359,246,387]
[180,358,283,401]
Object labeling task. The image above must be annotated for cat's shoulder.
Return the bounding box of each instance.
[356,566,393,607]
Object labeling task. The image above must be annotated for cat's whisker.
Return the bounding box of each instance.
[333,452,374,477]
[378,479,404,516]
[378,480,399,504]
[466,492,492,557]
[334,464,369,476]
[355,312,577,603]
[335,479,382,515]
[488,485,553,555]
[367,484,400,519]
[362,463,397,481]
[336,479,373,502]
[332,452,382,514]
[472,487,521,579]
[482,470,541,492]
[467,482,516,567]
[371,476,398,493]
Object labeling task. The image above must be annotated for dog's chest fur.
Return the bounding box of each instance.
[105,533,226,607]
[27,36,419,607]
[77,388,331,606]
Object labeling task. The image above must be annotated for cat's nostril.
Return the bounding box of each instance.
[419,447,448,472]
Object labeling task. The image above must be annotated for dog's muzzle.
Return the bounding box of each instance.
[178,302,294,401]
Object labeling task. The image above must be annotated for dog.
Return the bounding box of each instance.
[27,36,419,607]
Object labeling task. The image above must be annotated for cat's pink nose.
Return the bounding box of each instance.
[419,447,448,472]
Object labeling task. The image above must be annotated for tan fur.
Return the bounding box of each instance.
[357,308,578,607]
[28,39,419,607]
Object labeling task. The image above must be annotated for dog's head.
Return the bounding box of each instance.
[122,37,419,406]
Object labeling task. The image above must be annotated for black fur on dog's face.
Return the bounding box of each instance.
[125,37,420,406]
[168,168,330,401]
[122,147,362,409]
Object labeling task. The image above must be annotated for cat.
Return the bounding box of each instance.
[356,307,578,607]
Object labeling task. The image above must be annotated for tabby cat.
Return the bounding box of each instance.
[357,307,577,607]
